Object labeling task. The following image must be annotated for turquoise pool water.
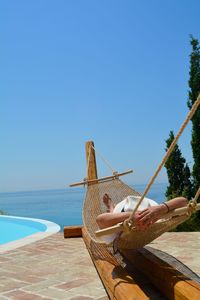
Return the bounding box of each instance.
[0,216,47,245]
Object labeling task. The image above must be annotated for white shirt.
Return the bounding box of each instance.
[101,195,158,244]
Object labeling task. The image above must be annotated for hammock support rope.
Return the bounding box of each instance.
[95,94,200,239]
[129,94,200,220]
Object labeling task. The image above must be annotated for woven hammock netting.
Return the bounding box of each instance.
[83,178,190,250]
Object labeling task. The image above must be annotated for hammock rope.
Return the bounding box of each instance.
[91,144,117,174]
[187,187,200,216]
[128,94,200,224]
[193,186,200,203]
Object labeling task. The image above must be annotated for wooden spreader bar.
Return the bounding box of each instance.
[69,169,133,187]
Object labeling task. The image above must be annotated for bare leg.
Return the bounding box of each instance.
[103,193,115,213]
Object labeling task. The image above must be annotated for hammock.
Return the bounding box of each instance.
[84,176,200,249]
[70,95,200,250]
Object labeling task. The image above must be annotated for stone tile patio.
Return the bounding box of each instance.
[148,232,200,279]
[0,232,200,299]
[0,233,108,300]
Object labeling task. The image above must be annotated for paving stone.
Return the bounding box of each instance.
[3,290,52,299]
[0,234,107,299]
[23,279,65,292]
[36,287,78,300]
[0,272,44,285]
[0,295,10,300]
[54,282,107,299]
[0,277,29,293]
[69,297,94,300]
[55,278,92,291]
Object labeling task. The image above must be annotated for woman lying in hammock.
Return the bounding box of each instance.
[96,194,188,231]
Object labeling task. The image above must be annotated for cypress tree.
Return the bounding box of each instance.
[165,131,192,200]
[164,36,200,230]
[187,36,200,194]
[182,163,193,199]
[164,131,198,231]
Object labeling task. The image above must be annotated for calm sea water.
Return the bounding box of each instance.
[0,183,167,230]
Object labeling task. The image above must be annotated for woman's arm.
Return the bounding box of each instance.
[96,197,188,230]
[135,197,188,229]
[96,212,132,229]
[164,196,188,211]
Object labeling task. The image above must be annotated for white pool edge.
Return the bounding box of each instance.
[0,215,60,253]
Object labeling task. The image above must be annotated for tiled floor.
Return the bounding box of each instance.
[0,233,108,300]
[148,232,200,278]
[0,232,200,299]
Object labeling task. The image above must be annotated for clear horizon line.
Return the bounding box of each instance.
[0,182,168,195]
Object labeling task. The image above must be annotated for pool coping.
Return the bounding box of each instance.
[0,215,60,253]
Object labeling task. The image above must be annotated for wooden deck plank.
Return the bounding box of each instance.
[64,225,83,238]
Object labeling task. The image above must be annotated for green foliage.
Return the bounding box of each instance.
[165,131,193,200]
[0,210,5,215]
[187,36,200,193]
[182,164,193,199]
[164,131,198,231]
[165,36,200,231]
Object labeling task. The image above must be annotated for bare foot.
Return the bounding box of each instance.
[103,193,115,213]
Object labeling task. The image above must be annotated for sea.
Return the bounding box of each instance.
[0,183,167,231]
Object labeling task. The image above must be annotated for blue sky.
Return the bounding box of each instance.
[1,0,200,192]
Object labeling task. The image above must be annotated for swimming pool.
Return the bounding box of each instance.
[0,215,60,253]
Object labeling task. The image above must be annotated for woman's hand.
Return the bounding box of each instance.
[134,204,167,230]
